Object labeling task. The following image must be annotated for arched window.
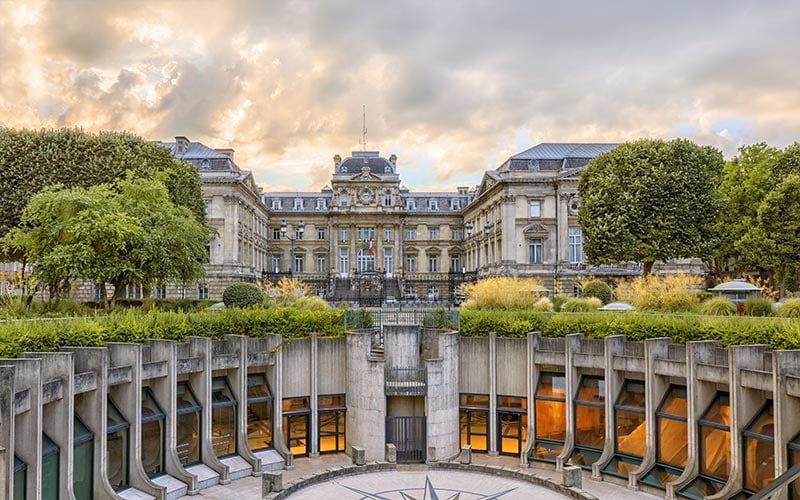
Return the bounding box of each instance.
[640,386,688,488]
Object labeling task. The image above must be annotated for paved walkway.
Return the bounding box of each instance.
[184,454,662,499]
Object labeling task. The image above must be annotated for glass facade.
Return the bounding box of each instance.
[460,394,489,452]
[679,392,731,499]
[73,415,94,500]
[641,386,688,489]
[13,455,25,500]
[41,433,59,500]
[319,395,346,453]
[247,374,273,451]
[498,396,527,456]
[789,431,800,499]
[211,377,238,457]
[176,382,202,466]
[141,388,166,477]
[283,397,311,457]
[570,377,605,468]
[603,380,646,477]
[107,397,130,491]
[743,402,774,493]
[534,372,566,461]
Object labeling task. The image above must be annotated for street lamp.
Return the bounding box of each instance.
[280,220,304,278]
[466,221,493,276]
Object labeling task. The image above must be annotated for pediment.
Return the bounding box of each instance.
[522,222,550,235]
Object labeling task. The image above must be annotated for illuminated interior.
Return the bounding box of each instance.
[743,402,774,493]
[460,394,489,452]
[498,395,528,456]
[211,377,238,457]
[534,372,566,461]
[283,397,311,457]
[319,394,346,453]
[106,396,130,491]
[678,392,731,499]
[176,382,202,466]
[640,386,688,488]
[141,388,166,477]
[73,415,93,500]
[570,376,605,468]
[246,374,273,451]
[602,380,646,477]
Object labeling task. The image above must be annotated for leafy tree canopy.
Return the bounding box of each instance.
[770,142,800,181]
[1,177,210,302]
[578,138,724,275]
[0,128,205,241]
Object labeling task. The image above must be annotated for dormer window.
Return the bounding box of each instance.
[316,199,327,210]
[451,199,460,210]
[429,200,439,210]
[406,199,416,210]
[384,191,392,207]
[528,159,540,171]
[293,199,303,210]
[271,199,282,210]
[200,159,210,169]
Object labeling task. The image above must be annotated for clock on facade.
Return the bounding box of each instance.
[361,190,372,202]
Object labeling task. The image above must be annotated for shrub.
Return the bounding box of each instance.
[460,276,546,310]
[293,296,331,311]
[615,274,702,312]
[222,283,265,308]
[532,297,554,312]
[560,297,602,312]
[700,297,736,316]
[777,298,800,318]
[551,295,568,312]
[696,291,713,302]
[581,280,613,304]
[423,307,459,329]
[743,298,774,317]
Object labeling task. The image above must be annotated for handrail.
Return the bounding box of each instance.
[750,462,800,499]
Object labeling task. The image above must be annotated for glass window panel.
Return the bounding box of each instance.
[703,393,731,426]
[319,410,345,453]
[790,441,800,499]
[533,441,562,462]
[744,403,775,492]
[700,425,731,479]
[282,397,310,412]
[536,373,566,399]
[576,377,605,403]
[42,433,59,500]
[470,411,488,436]
[616,409,646,457]
[498,396,527,410]
[659,387,688,418]
[602,454,642,477]
[176,383,201,414]
[211,378,237,407]
[535,399,566,442]
[746,403,774,438]
[575,404,605,449]
[499,412,523,455]
[658,416,688,466]
[283,414,308,456]
[247,374,272,401]
[569,447,603,468]
[640,464,683,489]
[680,475,726,499]
[107,398,129,433]
[73,416,93,500]
[141,388,165,477]
[460,394,489,407]
[14,456,26,500]
[107,428,128,490]
[247,400,273,451]
[319,395,345,409]
[616,381,645,409]
[176,411,201,465]
[212,405,237,457]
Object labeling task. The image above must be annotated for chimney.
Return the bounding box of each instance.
[215,148,235,162]
[175,136,190,154]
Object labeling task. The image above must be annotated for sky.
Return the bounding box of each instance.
[1,0,800,192]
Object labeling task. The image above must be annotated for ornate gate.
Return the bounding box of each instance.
[385,416,426,463]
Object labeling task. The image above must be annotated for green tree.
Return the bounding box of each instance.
[739,174,800,297]
[578,138,724,275]
[2,178,210,303]
[714,143,781,274]
[770,142,800,181]
[0,128,205,242]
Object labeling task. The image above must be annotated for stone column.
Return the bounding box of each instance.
[346,330,386,462]
[0,365,14,500]
[557,191,570,265]
[556,333,581,470]
[592,335,624,480]
[425,330,460,463]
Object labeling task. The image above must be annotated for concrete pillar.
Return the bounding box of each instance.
[592,335,624,480]
[425,330,459,463]
[522,332,536,465]
[556,333,581,470]
[62,346,119,498]
[107,343,164,498]
[6,358,42,500]
[346,330,386,462]
[488,332,498,456]
[223,335,258,472]
[146,339,196,493]
[309,334,319,458]
[269,335,292,461]
[20,352,75,499]
[774,350,800,500]
[0,365,14,500]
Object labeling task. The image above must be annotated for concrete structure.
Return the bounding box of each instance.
[1,325,797,499]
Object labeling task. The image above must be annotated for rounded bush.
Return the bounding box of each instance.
[777,298,800,318]
[561,297,602,312]
[581,280,613,304]
[222,282,264,308]
[743,297,773,317]
[551,296,568,312]
[699,297,736,316]
[532,297,554,312]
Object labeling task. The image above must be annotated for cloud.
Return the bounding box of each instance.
[2,0,800,191]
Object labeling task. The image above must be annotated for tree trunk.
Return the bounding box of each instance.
[101,283,109,309]
[643,261,654,276]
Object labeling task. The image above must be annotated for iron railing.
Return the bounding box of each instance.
[385,367,427,396]
[343,309,460,331]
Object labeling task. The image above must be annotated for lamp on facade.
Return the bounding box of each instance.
[280,220,304,278]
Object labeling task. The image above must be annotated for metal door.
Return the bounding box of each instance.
[386,416,426,463]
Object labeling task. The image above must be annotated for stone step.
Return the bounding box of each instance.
[220,455,253,481]
[185,463,220,490]
[151,474,188,500]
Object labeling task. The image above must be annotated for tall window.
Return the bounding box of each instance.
[273,228,281,239]
[107,397,130,490]
[429,228,438,240]
[126,284,142,299]
[339,248,349,274]
[319,395,346,453]
[93,283,104,300]
[198,283,208,300]
[176,382,202,466]
[211,378,238,457]
[529,200,541,218]
[384,248,393,273]
[406,228,415,240]
[679,393,731,498]
[384,227,392,241]
[271,255,281,273]
[529,239,543,264]
[154,285,167,299]
[460,394,489,452]
[340,228,349,241]
[602,380,646,477]
[340,193,348,206]
[743,402,774,494]
[452,228,461,240]
[534,373,566,462]
[317,227,326,240]
[451,255,461,272]
[246,374,273,451]
[283,397,311,457]
[406,255,416,273]
[568,227,583,264]
[384,191,392,206]
[498,396,528,456]
[641,386,688,489]
[316,255,326,273]
[293,198,302,210]
[570,377,605,468]
[428,256,438,273]
[73,415,93,499]
[41,433,59,500]
[357,227,375,240]
[293,255,304,274]
[142,388,166,478]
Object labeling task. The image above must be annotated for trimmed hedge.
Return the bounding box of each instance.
[582,280,613,304]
